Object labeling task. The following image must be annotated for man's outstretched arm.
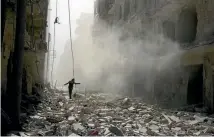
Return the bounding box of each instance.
[75,82,80,85]
[64,82,69,85]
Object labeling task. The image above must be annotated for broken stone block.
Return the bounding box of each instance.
[122,98,131,106]
[69,107,74,111]
[144,117,153,123]
[125,119,133,124]
[172,127,181,132]
[205,127,214,134]
[112,120,122,125]
[72,123,85,132]
[169,115,180,122]
[68,116,76,124]
[121,122,127,127]
[102,127,110,135]
[139,126,147,133]
[30,115,44,120]
[99,108,110,112]
[46,115,63,123]
[98,118,106,122]
[98,113,106,117]
[103,116,112,122]
[88,123,95,128]
[115,107,122,112]
[106,111,115,116]
[193,131,201,136]
[109,125,124,136]
[149,124,159,131]
[112,116,124,121]
[59,102,64,107]
[128,106,135,111]
[122,109,129,114]
[146,128,160,136]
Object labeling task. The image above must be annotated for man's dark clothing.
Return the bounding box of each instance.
[64,79,80,99]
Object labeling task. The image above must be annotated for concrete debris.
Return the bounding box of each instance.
[59,102,64,107]
[68,133,80,136]
[128,106,135,111]
[30,115,44,119]
[169,115,180,122]
[108,125,124,136]
[12,88,214,136]
[122,98,131,106]
[73,123,85,131]
[68,116,76,124]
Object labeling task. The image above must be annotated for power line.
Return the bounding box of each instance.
[51,0,59,86]
[67,0,75,78]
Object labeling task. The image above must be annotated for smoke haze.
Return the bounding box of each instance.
[55,13,186,104]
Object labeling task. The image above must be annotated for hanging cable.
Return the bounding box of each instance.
[51,0,59,86]
[67,0,75,78]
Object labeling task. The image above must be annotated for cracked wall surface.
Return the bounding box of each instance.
[1,1,48,95]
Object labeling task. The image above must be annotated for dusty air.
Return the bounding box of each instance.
[1,0,214,136]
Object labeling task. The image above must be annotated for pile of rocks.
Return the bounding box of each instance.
[8,89,214,136]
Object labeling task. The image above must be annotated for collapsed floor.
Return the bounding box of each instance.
[7,88,214,136]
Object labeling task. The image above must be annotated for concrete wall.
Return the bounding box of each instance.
[203,52,214,111]
[1,1,48,95]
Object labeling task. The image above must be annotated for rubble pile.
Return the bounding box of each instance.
[8,88,214,136]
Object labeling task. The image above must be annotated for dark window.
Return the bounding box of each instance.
[176,9,198,43]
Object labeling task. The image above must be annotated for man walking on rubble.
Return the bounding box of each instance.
[64,78,80,99]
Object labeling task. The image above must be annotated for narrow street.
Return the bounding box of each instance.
[9,88,214,136]
[2,0,214,136]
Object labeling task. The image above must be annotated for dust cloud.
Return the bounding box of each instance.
[55,13,187,104]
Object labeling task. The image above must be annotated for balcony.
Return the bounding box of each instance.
[180,36,214,66]
[181,36,214,50]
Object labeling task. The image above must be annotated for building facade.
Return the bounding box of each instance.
[93,0,214,112]
[1,0,49,94]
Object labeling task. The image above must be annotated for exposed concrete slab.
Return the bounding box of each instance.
[180,43,214,66]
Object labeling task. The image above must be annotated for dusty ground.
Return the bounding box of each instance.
[8,88,214,136]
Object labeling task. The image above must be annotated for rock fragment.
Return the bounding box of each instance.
[109,125,124,136]
[122,98,131,106]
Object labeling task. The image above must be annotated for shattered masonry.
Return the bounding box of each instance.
[17,90,214,136]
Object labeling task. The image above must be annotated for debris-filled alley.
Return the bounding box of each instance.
[8,88,214,136]
[2,0,214,136]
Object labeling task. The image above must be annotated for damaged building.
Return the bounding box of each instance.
[93,0,214,112]
[1,1,49,97]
